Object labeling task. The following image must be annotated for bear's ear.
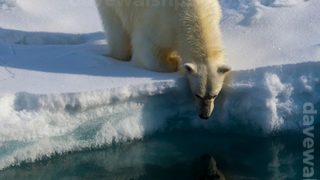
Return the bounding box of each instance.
[218,64,231,74]
[184,63,197,74]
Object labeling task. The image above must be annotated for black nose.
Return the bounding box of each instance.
[199,115,210,120]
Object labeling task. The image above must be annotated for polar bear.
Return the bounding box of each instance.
[96,0,231,119]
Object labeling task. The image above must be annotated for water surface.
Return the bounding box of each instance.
[1,130,316,180]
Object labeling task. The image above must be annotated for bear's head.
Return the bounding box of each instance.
[184,61,231,119]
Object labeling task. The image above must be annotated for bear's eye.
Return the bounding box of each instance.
[196,94,202,99]
[208,95,218,99]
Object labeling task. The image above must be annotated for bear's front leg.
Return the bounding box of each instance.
[131,32,180,72]
[96,2,132,61]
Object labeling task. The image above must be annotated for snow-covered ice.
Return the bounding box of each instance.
[0,0,319,170]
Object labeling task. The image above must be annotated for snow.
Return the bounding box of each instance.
[0,0,319,170]
[0,0,101,33]
[221,0,320,69]
[0,29,178,94]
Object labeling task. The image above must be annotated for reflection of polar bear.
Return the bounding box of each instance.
[96,0,231,119]
[198,154,226,180]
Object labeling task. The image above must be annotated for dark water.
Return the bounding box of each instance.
[0,130,319,180]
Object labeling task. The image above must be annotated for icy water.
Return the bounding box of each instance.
[1,130,318,180]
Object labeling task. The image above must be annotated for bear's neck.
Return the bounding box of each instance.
[176,0,224,63]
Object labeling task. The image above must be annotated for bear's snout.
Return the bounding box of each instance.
[200,114,210,120]
[199,109,213,120]
[197,99,214,120]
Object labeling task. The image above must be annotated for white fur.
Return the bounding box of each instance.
[96,0,230,119]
